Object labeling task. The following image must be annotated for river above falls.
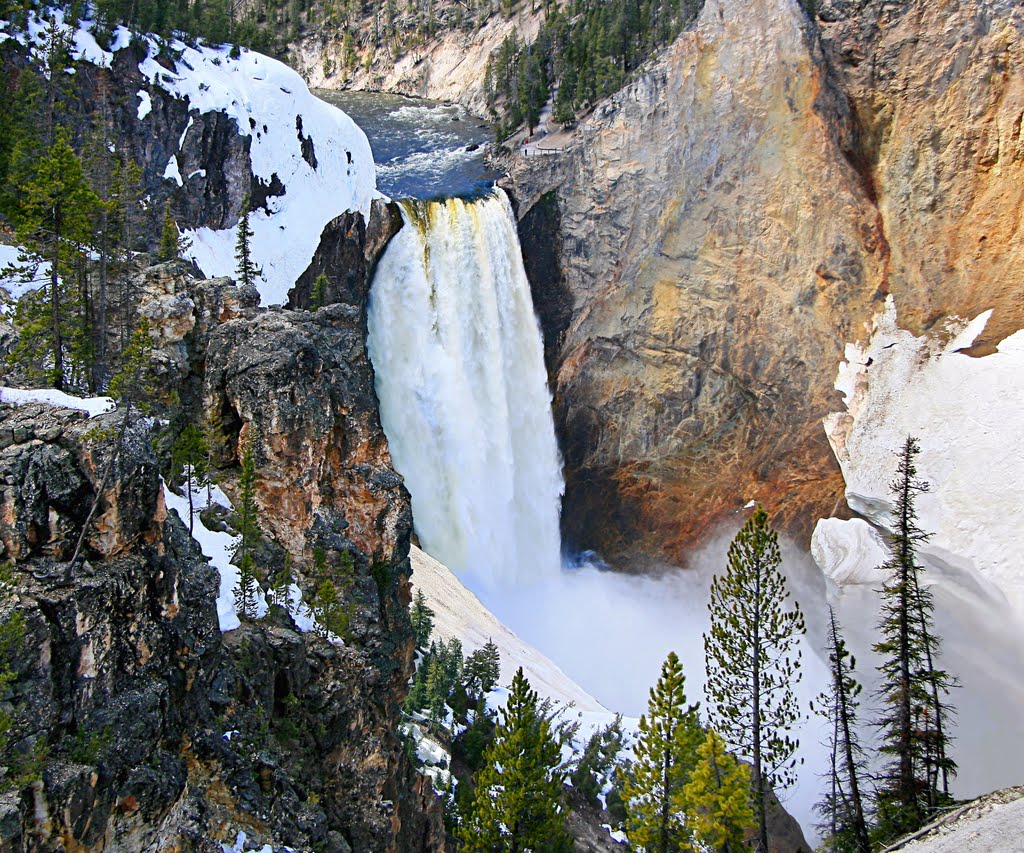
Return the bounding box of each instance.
[314,90,500,200]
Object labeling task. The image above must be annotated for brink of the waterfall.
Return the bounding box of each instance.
[367,189,564,587]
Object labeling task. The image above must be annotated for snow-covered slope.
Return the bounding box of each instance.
[0,10,376,306]
[817,297,1024,616]
[811,297,1024,802]
[410,545,606,713]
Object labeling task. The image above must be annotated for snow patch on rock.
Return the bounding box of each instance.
[1,9,377,307]
[0,385,114,417]
[163,155,183,186]
[136,88,151,119]
[820,296,1024,615]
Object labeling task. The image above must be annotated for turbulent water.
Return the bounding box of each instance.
[366,190,564,585]
[315,91,500,199]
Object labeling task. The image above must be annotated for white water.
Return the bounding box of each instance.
[366,190,564,588]
[367,191,831,840]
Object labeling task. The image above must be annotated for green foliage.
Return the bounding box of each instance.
[872,437,957,844]
[269,555,293,609]
[310,272,329,308]
[234,193,261,287]
[623,650,702,852]
[410,588,434,650]
[158,201,190,261]
[169,423,209,534]
[107,318,156,411]
[69,724,112,765]
[305,547,357,640]
[9,131,100,390]
[571,714,623,809]
[460,668,570,852]
[681,728,754,853]
[232,428,262,619]
[703,506,806,853]
[462,638,501,701]
[0,562,26,755]
[486,0,703,135]
[459,697,496,773]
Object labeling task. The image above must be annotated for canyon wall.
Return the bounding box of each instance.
[508,0,1023,565]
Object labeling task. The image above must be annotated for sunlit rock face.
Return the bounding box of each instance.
[511,0,1024,566]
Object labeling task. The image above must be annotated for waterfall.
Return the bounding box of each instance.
[367,189,564,586]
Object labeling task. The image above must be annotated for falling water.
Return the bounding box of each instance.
[366,189,564,586]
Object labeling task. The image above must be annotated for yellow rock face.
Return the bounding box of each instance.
[511,0,1023,564]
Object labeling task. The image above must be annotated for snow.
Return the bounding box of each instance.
[163,481,254,631]
[1,10,377,307]
[188,169,207,179]
[162,480,329,638]
[811,297,1024,807]
[178,115,194,149]
[821,296,1024,616]
[0,386,114,416]
[163,155,183,186]
[136,89,151,119]
[0,243,55,304]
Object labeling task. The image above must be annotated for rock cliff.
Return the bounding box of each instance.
[0,259,444,851]
[508,0,1023,565]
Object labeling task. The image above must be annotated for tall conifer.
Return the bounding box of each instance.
[704,507,806,853]
[872,437,957,843]
[622,650,703,853]
[461,668,569,852]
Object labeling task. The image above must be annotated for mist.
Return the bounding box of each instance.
[462,525,834,840]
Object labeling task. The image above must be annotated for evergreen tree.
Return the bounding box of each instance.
[310,272,329,308]
[12,132,100,389]
[405,660,429,713]
[0,562,26,754]
[158,201,188,262]
[623,650,703,853]
[571,714,624,809]
[461,668,570,852]
[463,638,501,700]
[269,554,293,609]
[704,507,806,853]
[170,423,209,534]
[681,729,754,853]
[813,607,871,853]
[425,654,448,726]
[872,437,957,843]
[410,588,434,650]
[233,428,261,619]
[234,193,261,286]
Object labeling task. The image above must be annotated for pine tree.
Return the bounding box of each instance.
[233,428,261,619]
[622,650,703,853]
[813,607,871,853]
[170,423,209,534]
[234,193,261,286]
[12,132,100,389]
[681,729,754,853]
[872,437,957,843]
[704,507,806,853]
[310,272,329,308]
[572,715,624,809]
[463,638,501,700]
[405,660,429,713]
[158,201,187,262]
[461,668,570,852]
[269,554,293,609]
[410,588,434,650]
[425,654,448,727]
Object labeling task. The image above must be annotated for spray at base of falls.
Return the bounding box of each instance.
[367,189,564,587]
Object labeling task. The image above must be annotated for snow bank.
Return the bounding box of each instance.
[812,297,1024,804]
[820,296,1024,615]
[0,385,114,416]
[1,10,377,307]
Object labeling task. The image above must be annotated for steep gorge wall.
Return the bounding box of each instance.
[508,0,1023,566]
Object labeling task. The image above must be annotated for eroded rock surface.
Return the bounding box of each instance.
[509,0,1023,565]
